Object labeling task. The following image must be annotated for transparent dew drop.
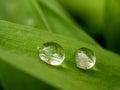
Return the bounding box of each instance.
[75,48,96,70]
[39,42,65,66]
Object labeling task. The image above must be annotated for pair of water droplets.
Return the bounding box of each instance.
[39,42,96,70]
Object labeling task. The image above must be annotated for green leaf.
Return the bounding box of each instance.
[0,58,57,90]
[0,0,48,30]
[0,20,120,90]
[57,0,105,37]
[31,0,101,47]
[105,0,120,53]
[0,0,100,47]
[57,0,120,54]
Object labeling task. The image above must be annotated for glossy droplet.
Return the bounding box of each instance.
[75,48,96,70]
[39,42,65,66]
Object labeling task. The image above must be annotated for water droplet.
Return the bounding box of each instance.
[75,48,96,70]
[39,42,65,66]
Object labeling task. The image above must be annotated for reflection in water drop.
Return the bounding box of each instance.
[75,47,96,70]
[39,42,65,66]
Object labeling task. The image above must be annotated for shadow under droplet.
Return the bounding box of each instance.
[52,64,69,71]
[79,66,101,77]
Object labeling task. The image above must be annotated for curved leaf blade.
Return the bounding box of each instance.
[0,20,120,90]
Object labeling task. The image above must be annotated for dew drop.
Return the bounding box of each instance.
[39,42,65,66]
[75,48,96,70]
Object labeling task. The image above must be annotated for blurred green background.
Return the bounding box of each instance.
[57,0,120,54]
[0,0,120,54]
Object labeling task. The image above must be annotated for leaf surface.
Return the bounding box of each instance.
[0,20,120,90]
